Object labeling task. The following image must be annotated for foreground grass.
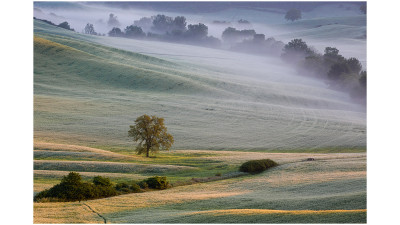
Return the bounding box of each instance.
[34,142,366,223]
[163,209,366,223]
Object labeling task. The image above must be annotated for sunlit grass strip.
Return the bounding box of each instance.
[34,170,147,180]
[34,142,142,158]
[34,160,198,174]
[186,209,367,216]
[34,202,104,224]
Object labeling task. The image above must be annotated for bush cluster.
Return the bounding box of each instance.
[34,172,117,202]
[281,39,367,103]
[239,159,278,173]
[34,172,170,202]
[115,182,141,193]
[144,176,170,189]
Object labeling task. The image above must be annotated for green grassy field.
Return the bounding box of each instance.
[33,18,366,223]
[34,142,366,223]
[34,19,366,150]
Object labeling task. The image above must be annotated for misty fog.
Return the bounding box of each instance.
[33,1,366,149]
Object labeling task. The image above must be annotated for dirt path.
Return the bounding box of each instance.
[83,203,107,224]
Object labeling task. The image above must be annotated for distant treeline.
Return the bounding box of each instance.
[281,39,366,103]
[101,14,284,54]
[34,17,75,32]
[105,14,221,48]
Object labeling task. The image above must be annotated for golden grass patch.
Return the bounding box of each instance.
[34,170,147,180]
[34,160,197,174]
[34,181,247,221]
[83,181,248,214]
[34,202,104,224]
[34,141,143,160]
[34,183,57,193]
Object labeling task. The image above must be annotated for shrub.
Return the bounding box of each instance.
[130,183,142,192]
[145,176,169,189]
[115,182,142,193]
[57,21,74,31]
[34,172,170,202]
[95,184,117,198]
[61,172,82,185]
[34,172,117,202]
[93,176,112,187]
[136,180,148,189]
[239,159,278,173]
[115,182,131,193]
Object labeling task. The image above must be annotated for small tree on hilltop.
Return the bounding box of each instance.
[84,23,97,35]
[281,38,314,62]
[346,57,362,74]
[107,13,121,27]
[124,25,145,39]
[108,27,124,37]
[128,115,174,157]
[285,9,302,22]
[185,23,208,40]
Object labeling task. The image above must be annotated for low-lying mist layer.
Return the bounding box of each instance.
[34,20,365,150]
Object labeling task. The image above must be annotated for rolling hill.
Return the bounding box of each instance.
[32,3,367,223]
[34,19,365,150]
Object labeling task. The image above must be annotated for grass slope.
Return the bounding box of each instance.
[33,8,366,224]
[34,20,365,150]
[34,36,215,96]
[34,147,366,223]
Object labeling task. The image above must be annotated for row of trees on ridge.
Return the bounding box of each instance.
[281,38,366,103]
[36,11,366,103]
[103,14,221,47]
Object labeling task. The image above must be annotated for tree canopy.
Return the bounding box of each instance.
[285,9,302,22]
[107,13,121,27]
[186,23,208,40]
[57,21,74,31]
[84,23,97,35]
[128,115,174,157]
[281,38,314,62]
[222,27,256,43]
[108,27,123,37]
[125,25,145,38]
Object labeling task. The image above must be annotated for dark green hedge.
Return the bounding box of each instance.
[239,159,278,173]
[34,172,117,202]
[144,176,169,189]
[34,173,169,202]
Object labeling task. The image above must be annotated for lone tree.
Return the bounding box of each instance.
[285,9,302,22]
[125,25,146,39]
[107,13,121,27]
[108,27,124,37]
[128,115,174,157]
